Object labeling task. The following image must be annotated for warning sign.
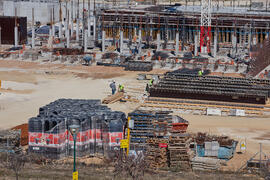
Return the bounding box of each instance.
[120,139,128,148]
[240,142,246,151]
[73,171,78,180]
[159,143,168,148]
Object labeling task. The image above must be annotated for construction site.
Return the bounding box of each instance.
[0,0,270,179]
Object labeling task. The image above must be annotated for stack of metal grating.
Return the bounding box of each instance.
[28,99,126,159]
[128,110,190,169]
[150,71,270,104]
[128,110,188,151]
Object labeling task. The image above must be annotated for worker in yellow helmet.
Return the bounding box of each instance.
[118,84,124,92]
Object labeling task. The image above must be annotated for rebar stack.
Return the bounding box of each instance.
[150,72,270,104]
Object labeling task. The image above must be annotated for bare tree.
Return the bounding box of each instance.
[0,153,28,180]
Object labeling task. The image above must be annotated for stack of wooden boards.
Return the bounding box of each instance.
[168,134,193,169]
[102,92,124,104]
[146,138,168,169]
[191,157,221,171]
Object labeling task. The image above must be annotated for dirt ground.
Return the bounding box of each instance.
[0,59,269,172]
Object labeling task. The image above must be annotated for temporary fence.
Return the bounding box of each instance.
[28,99,126,159]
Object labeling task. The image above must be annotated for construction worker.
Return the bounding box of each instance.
[145,83,150,93]
[110,80,116,95]
[198,69,203,76]
[118,84,124,92]
[149,79,154,87]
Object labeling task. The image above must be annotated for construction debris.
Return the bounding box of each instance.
[0,130,21,153]
[191,157,221,171]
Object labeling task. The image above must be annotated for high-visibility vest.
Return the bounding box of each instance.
[198,71,203,76]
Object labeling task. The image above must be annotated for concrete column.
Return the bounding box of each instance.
[88,17,91,37]
[157,33,161,51]
[150,18,153,38]
[52,25,55,37]
[65,19,68,38]
[248,31,251,49]
[120,30,123,54]
[59,22,62,38]
[67,28,70,48]
[32,27,35,48]
[195,33,198,56]
[14,26,18,47]
[138,29,142,54]
[232,33,237,57]
[76,19,79,41]
[93,17,96,40]
[84,30,88,52]
[102,30,105,52]
[175,32,179,56]
[213,29,218,57]
[70,14,73,36]
[253,37,257,45]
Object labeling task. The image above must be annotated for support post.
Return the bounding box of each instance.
[232,31,237,57]
[175,32,179,56]
[138,29,142,55]
[88,17,91,37]
[157,33,160,51]
[32,8,35,48]
[84,30,88,52]
[213,29,218,57]
[14,26,18,47]
[195,33,198,56]
[102,30,105,52]
[120,30,123,54]
[76,19,79,41]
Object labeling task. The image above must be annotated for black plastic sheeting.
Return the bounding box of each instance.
[28,99,126,159]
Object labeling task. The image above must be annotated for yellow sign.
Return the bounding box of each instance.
[73,171,78,180]
[120,139,128,148]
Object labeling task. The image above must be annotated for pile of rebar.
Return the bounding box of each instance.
[124,61,153,72]
[150,72,270,104]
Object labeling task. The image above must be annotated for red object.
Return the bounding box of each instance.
[200,26,211,53]
[171,123,189,132]
[159,143,168,148]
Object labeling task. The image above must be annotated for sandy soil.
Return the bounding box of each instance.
[0,59,269,171]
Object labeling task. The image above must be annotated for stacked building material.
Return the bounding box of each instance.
[0,130,21,153]
[191,157,221,171]
[11,123,28,146]
[129,110,190,169]
[28,99,126,159]
[128,110,188,151]
[124,61,153,72]
[168,134,193,169]
[194,132,238,160]
[150,71,270,104]
[146,138,168,169]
